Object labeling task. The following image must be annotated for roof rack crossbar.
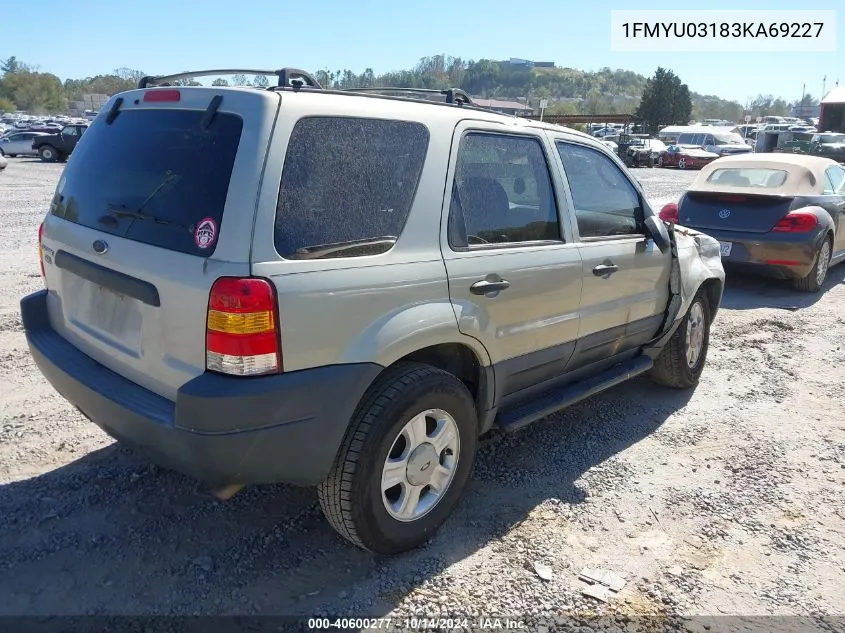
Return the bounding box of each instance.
[138,68,323,89]
[337,87,474,105]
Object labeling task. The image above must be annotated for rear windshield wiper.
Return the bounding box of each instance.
[290,236,397,259]
[99,205,192,231]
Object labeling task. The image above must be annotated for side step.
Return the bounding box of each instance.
[497,355,653,433]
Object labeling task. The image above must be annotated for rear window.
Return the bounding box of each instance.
[49,109,243,256]
[707,168,788,188]
[274,117,429,260]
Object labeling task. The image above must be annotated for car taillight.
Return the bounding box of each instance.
[659,202,679,224]
[772,211,818,233]
[38,222,45,278]
[206,277,282,377]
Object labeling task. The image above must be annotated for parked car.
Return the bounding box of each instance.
[676,131,753,157]
[21,70,725,554]
[31,123,88,162]
[657,144,720,169]
[659,154,845,292]
[810,133,845,162]
[626,138,668,167]
[0,153,7,171]
[0,131,49,157]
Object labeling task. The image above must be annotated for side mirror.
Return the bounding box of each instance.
[644,215,671,253]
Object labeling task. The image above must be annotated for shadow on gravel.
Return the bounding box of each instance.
[720,263,845,312]
[0,376,692,618]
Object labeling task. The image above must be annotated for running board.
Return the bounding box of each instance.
[497,355,653,433]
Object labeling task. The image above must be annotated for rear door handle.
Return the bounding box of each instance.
[470,279,511,295]
[593,264,619,277]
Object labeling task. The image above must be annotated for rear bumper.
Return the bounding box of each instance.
[691,228,825,279]
[21,290,382,486]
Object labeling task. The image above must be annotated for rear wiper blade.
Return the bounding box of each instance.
[290,236,397,259]
[99,205,191,231]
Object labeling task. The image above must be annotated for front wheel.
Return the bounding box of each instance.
[794,238,831,293]
[649,291,712,389]
[678,157,687,170]
[38,145,58,162]
[317,362,478,554]
[657,155,664,167]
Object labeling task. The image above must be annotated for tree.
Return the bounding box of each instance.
[0,96,15,112]
[231,74,248,86]
[0,71,66,113]
[211,78,230,87]
[1,56,23,74]
[635,67,692,134]
[252,75,269,88]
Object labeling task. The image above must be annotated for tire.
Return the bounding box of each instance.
[649,290,711,389]
[793,237,832,293]
[38,145,58,162]
[657,155,664,167]
[317,362,478,554]
[678,157,687,170]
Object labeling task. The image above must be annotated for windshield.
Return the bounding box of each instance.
[707,168,788,188]
[818,134,845,143]
[713,133,745,145]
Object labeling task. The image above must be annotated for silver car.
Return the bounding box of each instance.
[21,68,725,555]
[0,131,49,157]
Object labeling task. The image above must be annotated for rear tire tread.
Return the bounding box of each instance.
[317,362,460,552]
[793,237,831,293]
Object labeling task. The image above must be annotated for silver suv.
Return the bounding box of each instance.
[21,68,725,554]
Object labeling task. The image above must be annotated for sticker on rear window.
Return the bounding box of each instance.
[194,217,218,249]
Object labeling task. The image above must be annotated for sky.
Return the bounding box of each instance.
[2,0,842,104]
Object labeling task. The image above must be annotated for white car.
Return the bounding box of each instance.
[0,131,49,157]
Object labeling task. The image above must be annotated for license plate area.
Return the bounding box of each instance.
[719,241,733,257]
[66,276,143,355]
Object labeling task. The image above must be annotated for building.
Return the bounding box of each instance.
[504,58,556,69]
[67,93,109,117]
[819,86,845,133]
[472,98,535,116]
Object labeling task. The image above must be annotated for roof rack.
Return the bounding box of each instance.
[339,87,474,106]
[137,68,323,89]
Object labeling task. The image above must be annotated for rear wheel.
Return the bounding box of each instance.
[649,291,711,389]
[678,157,687,170]
[317,362,478,554]
[38,145,58,162]
[657,155,664,167]
[794,238,831,293]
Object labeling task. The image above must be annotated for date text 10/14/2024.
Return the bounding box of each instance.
[307,617,527,630]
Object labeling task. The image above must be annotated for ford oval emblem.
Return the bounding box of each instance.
[92,239,109,254]
[719,209,731,219]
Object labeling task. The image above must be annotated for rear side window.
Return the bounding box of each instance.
[274,117,429,260]
[50,109,243,256]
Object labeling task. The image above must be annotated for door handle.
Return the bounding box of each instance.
[593,264,619,277]
[470,279,511,295]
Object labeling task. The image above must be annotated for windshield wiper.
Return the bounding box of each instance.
[290,236,397,259]
[99,204,192,231]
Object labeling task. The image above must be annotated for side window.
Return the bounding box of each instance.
[274,117,429,259]
[677,134,691,145]
[448,132,560,247]
[557,142,643,239]
[62,127,78,136]
[704,135,715,145]
[826,166,845,194]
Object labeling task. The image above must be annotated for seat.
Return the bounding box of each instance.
[455,177,513,242]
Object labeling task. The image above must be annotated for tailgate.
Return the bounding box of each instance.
[40,87,281,401]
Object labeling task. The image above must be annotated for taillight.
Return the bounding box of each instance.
[38,222,45,278]
[659,202,679,224]
[772,211,818,233]
[143,89,181,103]
[206,277,282,376]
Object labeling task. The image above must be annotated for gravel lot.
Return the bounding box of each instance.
[0,159,843,627]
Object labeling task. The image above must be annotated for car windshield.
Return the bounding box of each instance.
[713,133,745,145]
[707,168,788,188]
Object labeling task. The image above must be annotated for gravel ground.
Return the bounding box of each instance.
[0,159,843,628]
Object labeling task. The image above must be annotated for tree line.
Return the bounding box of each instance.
[0,54,814,129]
